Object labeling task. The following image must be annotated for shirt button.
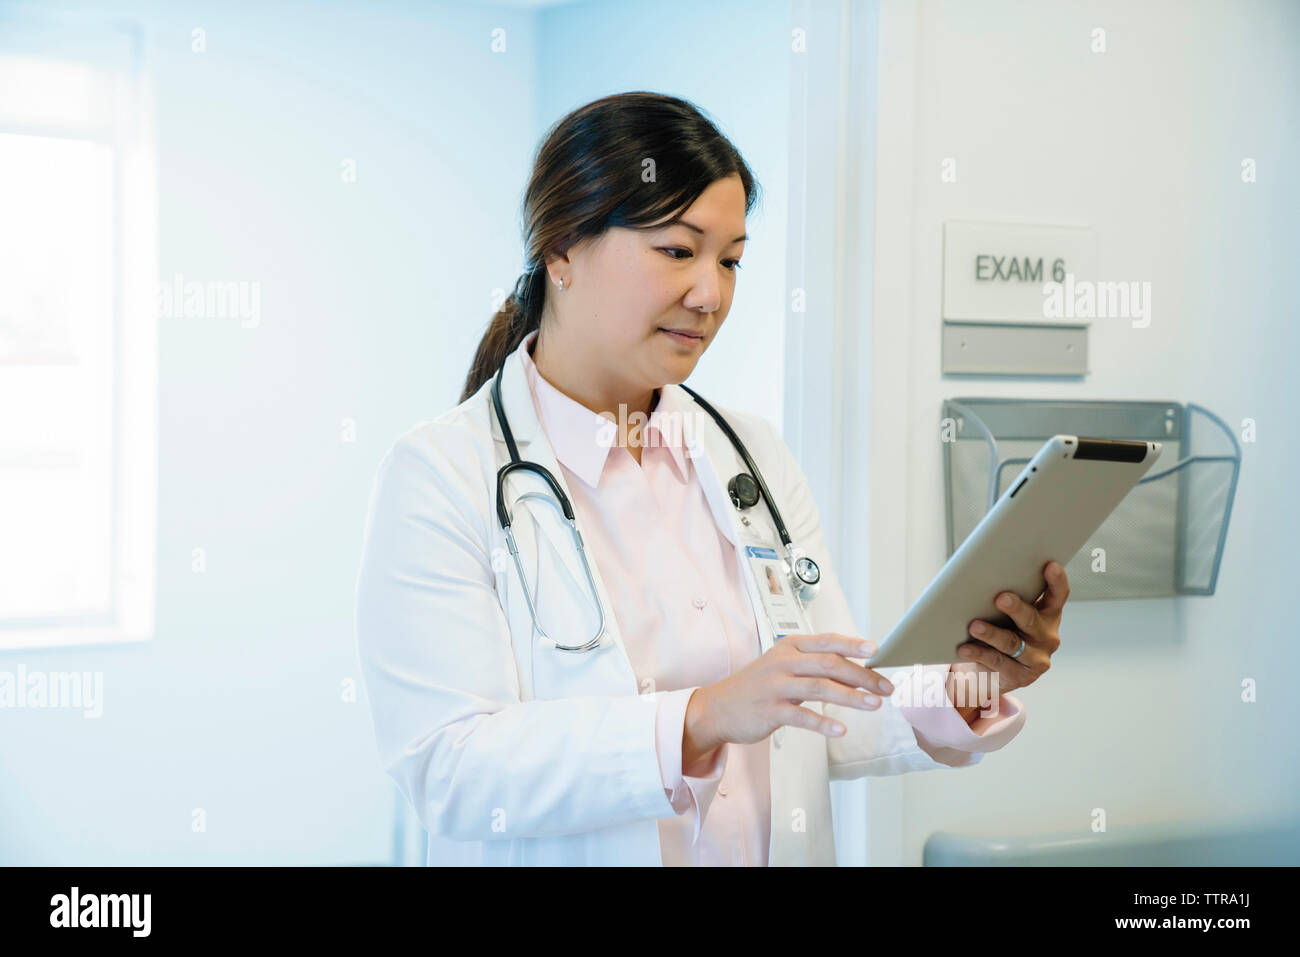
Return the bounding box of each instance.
[717,783,729,797]
[692,596,707,609]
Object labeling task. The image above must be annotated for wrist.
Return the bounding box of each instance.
[946,667,982,725]
[683,686,723,769]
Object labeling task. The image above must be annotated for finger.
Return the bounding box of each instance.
[960,621,1037,671]
[779,703,850,738]
[1035,561,1071,616]
[964,618,1035,660]
[790,632,877,660]
[954,638,1041,680]
[787,676,883,711]
[993,589,1043,639]
[788,651,895,696]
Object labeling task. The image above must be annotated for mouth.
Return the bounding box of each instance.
[659,328,705,347]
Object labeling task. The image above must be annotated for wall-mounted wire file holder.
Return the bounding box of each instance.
[942,398,1241,599]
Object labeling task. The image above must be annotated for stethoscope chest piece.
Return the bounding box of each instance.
[789,549,821,603]
[727,473,760,510]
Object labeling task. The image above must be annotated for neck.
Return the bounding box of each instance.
[530,331,658,423]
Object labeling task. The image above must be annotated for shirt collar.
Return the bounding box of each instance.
[519,330,690,488]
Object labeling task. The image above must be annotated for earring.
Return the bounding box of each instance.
[555,278,565,290]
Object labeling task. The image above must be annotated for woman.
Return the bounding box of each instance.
[355,92,1066,866]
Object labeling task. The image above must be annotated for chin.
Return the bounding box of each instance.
[665,363,699,386]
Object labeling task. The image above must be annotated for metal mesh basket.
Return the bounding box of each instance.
[942,398,1241,599]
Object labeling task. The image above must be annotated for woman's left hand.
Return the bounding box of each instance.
[952,560,1068,698]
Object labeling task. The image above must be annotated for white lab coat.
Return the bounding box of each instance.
[355,334,993,866]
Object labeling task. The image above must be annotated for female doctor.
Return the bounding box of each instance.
[354,92,1068,867]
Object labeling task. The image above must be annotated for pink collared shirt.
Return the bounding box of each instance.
[519,331,1022,866]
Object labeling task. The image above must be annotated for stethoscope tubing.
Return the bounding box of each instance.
[676,382,794,551]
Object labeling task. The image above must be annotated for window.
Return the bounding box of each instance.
[0,22,156,649]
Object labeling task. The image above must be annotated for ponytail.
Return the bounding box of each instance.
[460,263,546,403]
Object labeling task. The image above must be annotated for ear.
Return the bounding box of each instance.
[542,241,575,285]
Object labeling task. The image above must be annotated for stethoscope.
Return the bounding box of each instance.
[491,361,821,652]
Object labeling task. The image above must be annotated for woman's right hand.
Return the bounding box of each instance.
[682,634,893,767]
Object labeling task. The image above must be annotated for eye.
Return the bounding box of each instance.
[660,248,743,272]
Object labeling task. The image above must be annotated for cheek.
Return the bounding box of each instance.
[583,257,645,332]
[637,254,675,297]
[621,255,678,325]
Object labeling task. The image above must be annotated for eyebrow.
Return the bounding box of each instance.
[664,217,747,244]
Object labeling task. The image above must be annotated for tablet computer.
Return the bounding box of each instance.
[866,435,1163,668]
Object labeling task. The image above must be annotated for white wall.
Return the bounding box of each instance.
[870,0,1300,864]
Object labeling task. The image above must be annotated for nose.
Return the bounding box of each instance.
[682,261,722,314]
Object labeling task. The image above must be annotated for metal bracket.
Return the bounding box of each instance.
[941,321,1088,376]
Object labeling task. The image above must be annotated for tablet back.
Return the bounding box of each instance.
[869,435,1162,668]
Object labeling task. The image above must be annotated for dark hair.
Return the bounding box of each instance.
[459,91,761,402]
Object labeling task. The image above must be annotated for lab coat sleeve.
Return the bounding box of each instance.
[355,429,679,842]
[755,418,1026,779]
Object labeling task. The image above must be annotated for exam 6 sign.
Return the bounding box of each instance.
[942,220,1099,324]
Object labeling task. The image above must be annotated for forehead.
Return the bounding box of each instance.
[683,175,746,217]
[649,177,748,240]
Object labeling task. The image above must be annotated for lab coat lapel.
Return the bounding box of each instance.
[493,340,597,595]
[671,386,780,656]
[673,388,741,547]
[491,338,633,667]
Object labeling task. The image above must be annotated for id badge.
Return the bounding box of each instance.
[736,516,813,646]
